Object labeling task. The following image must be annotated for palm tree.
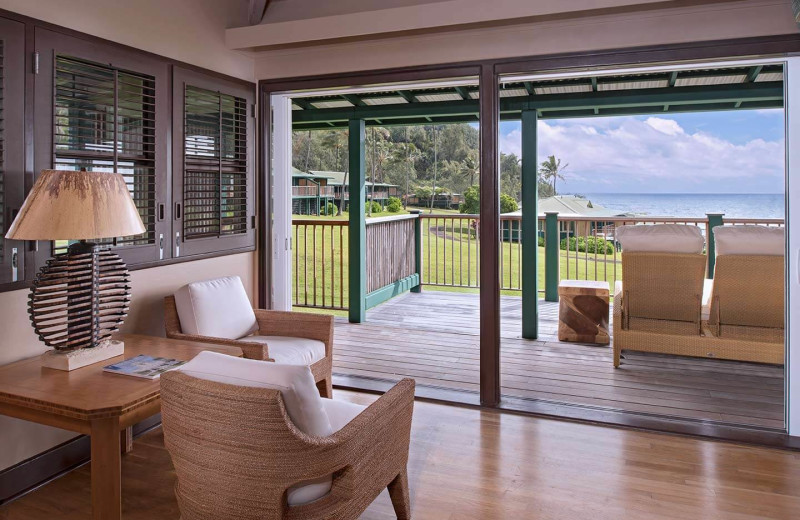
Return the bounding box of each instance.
[538,155,568,195]
[390,127,421,208]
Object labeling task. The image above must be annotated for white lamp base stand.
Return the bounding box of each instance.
[41,340,125,371]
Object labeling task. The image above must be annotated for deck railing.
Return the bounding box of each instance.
[292,213,784,310]
[293,219,348,310]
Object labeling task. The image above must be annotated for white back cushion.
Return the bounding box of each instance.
[713,225,784,256]
[617,224,704,254]
[177,351,333,437]
[174,276,258,339]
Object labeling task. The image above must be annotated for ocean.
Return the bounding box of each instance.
[582,193,785,220]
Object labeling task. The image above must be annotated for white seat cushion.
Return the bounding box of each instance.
[174,276,258,340]
[176,351,332,437]
[713,225,784,256]
[617,224,704,254]
[701,278,713,321]
[286,399,366,507]
[244,336,326,365]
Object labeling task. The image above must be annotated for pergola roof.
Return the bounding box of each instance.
[291,64,784,130]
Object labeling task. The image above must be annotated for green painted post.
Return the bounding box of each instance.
[544,211,560,302]
[348,119,366,323]
[410,210,423,293]
[521,109,538,339]
[706,213,724,278]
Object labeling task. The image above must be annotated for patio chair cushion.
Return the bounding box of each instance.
[712,225,784,256]
[616,224,704,254]
[243,335,326,365]
[286,399,367,506]
[174,276,258,340]
[176,351,332,438]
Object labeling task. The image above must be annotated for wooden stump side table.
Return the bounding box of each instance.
[558,280,610,345]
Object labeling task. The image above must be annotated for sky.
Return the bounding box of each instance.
[498,109,785,194]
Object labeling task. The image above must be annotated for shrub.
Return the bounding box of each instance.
[365,200,382,214]
[560,236,614,255]
[500,194,518,213]
[538,236,544,247]
[386,196,403,213]
[459,185,480,214]
[321,202,337,216]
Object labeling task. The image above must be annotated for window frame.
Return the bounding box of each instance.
[33,27,171,267]
[171,66,256,258]
[0,16,26,287]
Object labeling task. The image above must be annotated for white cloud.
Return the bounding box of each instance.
[499,116,784,193]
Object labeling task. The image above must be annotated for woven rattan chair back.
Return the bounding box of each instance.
[709,255,784,330]
[621,252,706,325]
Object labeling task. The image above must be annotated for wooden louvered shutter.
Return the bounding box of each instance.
[173,68,255,257]
[34,29,169,267]
[0,17,25,286]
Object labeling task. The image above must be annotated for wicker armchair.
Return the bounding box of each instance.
[161,369,415,520]
[164,294,334,398]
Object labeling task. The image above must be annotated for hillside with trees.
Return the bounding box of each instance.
[292,123,560,208]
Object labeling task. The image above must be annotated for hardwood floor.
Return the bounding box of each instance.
[2,390,799,519]
[334,291,785,429]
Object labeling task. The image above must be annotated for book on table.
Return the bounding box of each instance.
[103,355,186,380]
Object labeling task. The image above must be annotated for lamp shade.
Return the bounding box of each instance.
[5,169,146,241]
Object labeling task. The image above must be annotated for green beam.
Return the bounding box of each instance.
[668,71,678,87]
[291,82,782,125]
[365,274,421,309]
[706,213,724,279]
[521,110,538,339]
[455,86,471,100]
[292,98,313,110]
[544,212,560,302]
[396,90,416,103]
[745,65,763,83]
[410,210,423,293]
[523,81,535,95]
[341,94,365,106]
[348,119,367,323]
[591,77,598,92]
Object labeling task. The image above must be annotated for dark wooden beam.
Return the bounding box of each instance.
[478,64,500,407]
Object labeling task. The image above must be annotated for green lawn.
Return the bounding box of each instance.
[292,211,622,313]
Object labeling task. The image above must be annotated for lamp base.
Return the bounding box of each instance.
[41,340,125,371]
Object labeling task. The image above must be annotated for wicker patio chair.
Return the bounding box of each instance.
[701,226,784,364]
[164,277,334,397]
[160,353,415,520]
[613,252,707,367]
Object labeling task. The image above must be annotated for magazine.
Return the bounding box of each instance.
[103,355,186,380]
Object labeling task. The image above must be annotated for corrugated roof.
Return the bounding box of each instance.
[504,195,633,218]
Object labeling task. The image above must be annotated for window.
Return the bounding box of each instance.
[53,56,157,251]
[173,68,255,257]
[0,17,25,285]
[34,29,170,266]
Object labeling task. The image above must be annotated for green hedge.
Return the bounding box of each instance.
[560,236,614,255]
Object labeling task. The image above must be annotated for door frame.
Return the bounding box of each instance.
[258,33,800,446]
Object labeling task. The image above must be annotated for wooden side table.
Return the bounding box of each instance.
[558,280,610,345]
[0,334,242,520]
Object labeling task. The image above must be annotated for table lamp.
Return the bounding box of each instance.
[5,169,145,370]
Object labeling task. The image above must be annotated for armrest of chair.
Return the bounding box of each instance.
[613,280,623,320]
[287,379,415,517]
[164,330,272,361]
[253,309,334,358]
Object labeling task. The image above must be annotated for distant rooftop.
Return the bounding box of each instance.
[504,195,634,218]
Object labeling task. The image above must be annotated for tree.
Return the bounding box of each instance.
[459,185,480,214]
[389,128,421,208]
[500,152,521,203]
[500,194,518,213]
[319,130,349,215]
[538,155,568,195]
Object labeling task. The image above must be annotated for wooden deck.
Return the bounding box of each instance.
[333,291,785,429]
